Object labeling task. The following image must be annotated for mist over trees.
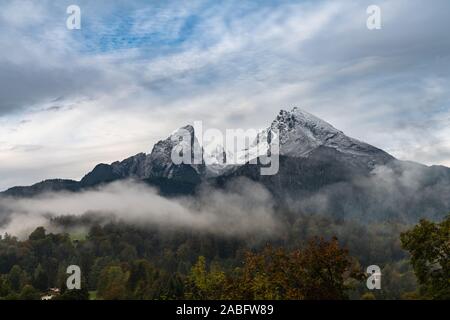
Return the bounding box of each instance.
[0,212,448,300]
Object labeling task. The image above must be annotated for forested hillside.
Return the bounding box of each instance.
[1,213,447,300]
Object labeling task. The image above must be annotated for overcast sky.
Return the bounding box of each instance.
[0,0,450,191]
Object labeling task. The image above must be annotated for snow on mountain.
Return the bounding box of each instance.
[144,107,393,176]
[250,107,394,165]
[2,107,396,197]
[145,125,204,179]
[202,143,235,177]
[5,107,450,222]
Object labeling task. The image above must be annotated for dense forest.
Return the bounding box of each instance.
[0,212,448,300]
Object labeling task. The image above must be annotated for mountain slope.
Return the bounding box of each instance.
[2,107,449,222]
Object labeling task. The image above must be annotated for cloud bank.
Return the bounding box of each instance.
[286,162,450,222]
[0,178,281,239]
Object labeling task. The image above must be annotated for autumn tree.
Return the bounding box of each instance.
[185,256,227,299]
[400,216,450,299]
[97,266,129,300]
[230,237,362,300]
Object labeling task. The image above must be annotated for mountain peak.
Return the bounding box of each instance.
[172,124,195,136]
[263,107,394,164]
[275,107,340,136]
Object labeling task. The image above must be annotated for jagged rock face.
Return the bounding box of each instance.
[143,125,205,180]
[111,153,147,178]
[0,106,416,197]
[203,144,235,177]
[256,107,394,167]
[219,145,379,197]
[79,125,205,190]
[79,107,394,189]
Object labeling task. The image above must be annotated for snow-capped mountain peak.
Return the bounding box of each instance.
[68,107,395,190]
[144,124,204,178]
[253,107,394,162]
[275,107,340,138]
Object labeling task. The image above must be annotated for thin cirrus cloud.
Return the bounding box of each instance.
[0,0,449,191]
